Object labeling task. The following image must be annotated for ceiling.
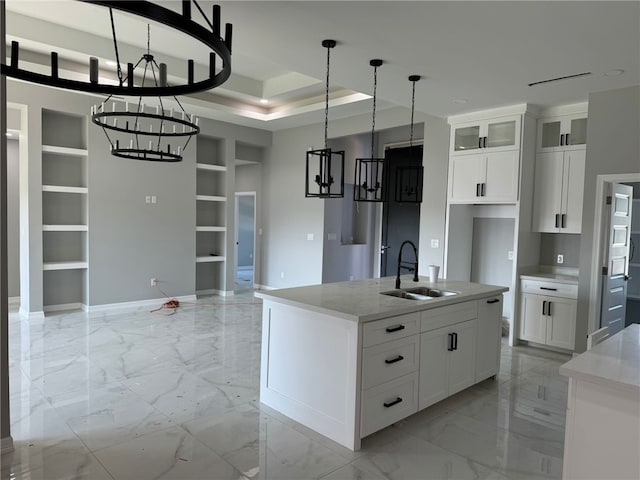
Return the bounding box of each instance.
[5,1,640,131]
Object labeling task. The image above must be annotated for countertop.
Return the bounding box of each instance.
[255,276,508,323]
[520,272,579,285]
[559,324,640,393]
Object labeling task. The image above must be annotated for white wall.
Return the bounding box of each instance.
[7,139,19,298]
[576,85,640,352]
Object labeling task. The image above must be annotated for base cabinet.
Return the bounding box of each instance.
[419,319,477,409]
[475,296,503,381]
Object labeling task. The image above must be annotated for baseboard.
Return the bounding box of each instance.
[196,289,234,297]
[8,296,20,309]
[43,302,85,313]
[86,295,197,316]
[1,436,14,454]
[254,284,276,291]
[18,307,45,321]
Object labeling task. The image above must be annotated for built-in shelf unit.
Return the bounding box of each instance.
[629,198,640,301]
[195,135,227,293]
[41,109,88,310]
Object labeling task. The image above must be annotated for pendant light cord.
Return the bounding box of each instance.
[410,79,416,147]
[324,44,331,149]
[109,8,124,87]
[371,63,378,158]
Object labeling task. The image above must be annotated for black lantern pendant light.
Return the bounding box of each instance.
[305,40,345,198]
[354,59,385,202]
[395,75,424,203]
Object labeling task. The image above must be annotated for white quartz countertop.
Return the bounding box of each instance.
[520,272,579,285]
[559,324,640,393]
[255,276,508,323]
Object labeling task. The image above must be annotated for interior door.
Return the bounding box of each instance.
[600,183,633,335]
[380,146,422,277]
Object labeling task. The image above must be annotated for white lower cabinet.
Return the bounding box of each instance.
[519,278,577,351]
[419,319,476,409]
[475,296,503,382]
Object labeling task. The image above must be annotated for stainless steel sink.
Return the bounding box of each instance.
[381,287,458,300]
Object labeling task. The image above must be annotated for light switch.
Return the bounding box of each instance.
[508,250,514,260]
[151,195,157,204]
[145,195,151,204]
[307,233,314,241]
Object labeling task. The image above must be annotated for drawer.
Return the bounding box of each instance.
[521,279,577,299]
[360,372,419,438]
[421,300,477,332]
[362,335,419,390]
[362,312,420,347]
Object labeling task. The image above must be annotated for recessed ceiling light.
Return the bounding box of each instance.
[604,69,624,77]
[259,98,269,104]
[453,98,468,104]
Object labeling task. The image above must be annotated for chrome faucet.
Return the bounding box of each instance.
[396,240,419,289]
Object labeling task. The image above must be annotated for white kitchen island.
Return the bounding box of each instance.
[256,277,507,450]
[559,324,640,480]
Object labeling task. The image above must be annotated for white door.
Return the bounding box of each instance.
[475,297,502,381]
[448,319,477,395]
[600,183,633,335]
[560,150,586,234]
[484,150,519,202]
[520,293,547,344]
[532,152,564,232]
[449,154,483,202]
[545,297,577,350]
[418,327,450,410]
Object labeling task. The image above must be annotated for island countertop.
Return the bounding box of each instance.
[255,276,508,323]
[559,323,640,393]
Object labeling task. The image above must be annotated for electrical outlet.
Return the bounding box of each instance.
[431,239,439,248]
[508,250,514,260]
[150,278,157,286]
[280,272,285,279]
[557,254,564,264]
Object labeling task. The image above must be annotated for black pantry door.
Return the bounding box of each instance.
[380,145,422,277]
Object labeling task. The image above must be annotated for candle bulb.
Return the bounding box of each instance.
[112,102,116,112]
[173,125,176,133]
[113,118,117,127]
[100,102,105,112]
[195,117,199,126]
[169,108,174,118]
[177,146,182,155]
[129,139,133,149]
[148,140,153,149]
[156,105,160,115]
[89,57,99,83]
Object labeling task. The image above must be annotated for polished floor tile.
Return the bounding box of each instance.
[4,292,571,479]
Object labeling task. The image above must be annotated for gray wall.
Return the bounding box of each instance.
[7,139,19,297]
[576,85,640,352]
[237,195,255,268]
[539,233,580,268]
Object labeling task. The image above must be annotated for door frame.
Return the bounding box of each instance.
[375,140,424,277]
[588,173,640,335]
[234,191,256,290]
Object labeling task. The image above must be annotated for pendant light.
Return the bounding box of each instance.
[395,75,424,203]
[354,59,385,202]
[305,39,345,198]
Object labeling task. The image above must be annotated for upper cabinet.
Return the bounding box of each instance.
[450,115,521,155]
[537,113,588,152]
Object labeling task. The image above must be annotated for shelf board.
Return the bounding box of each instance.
[42,145,88,157]
[42,185,88,194]
[196,256,225,263]
[628,294,640,300]
[196,163,226,172]
[196,195,226,202]
[195,226,226,232]
[630,263,640,268]
[43,261,88,271]
[43,224,88,232]
[631,231,640,235]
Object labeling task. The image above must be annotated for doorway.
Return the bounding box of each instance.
[589,173,640,335]
[234,192,256,291]
[380,144,423,277]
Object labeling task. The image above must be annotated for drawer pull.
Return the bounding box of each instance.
[486,298,500,304]
[383,397,403,408]
[386,325,405,333]
[540,287,557,291]
[385,355,404,365]
[533,407,551,416]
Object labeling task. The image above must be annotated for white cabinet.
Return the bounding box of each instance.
[475,296,503,382]
[537,112,587,153]
[450,115,521,155]
[519,278,577,351]
[448,150,519,203]
[532,150,586,233]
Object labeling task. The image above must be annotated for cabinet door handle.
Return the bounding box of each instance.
[481,182,486,196]
[566,133,570,145]
[561,214,566,228]
[560,134,565,146]
[555,214,560,228]
[540,287,557,291]
[547,301,552,317]
[486,298,500,304]
[385,325,405,333]
[447,332,455,351]
[478,137,483,148]
[453,332,458,350]
[383,397,403,408]
[483,136,487,148]
[385,355,404,365]
[542,300,547,316]
[476,183,482,197]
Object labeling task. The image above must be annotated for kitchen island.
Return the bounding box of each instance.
[256,276,508,450]
[559,324,640,480]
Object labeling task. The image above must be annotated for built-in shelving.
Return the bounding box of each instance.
[196,195,226,202]
[196,256,226,263]
[196,163,227,172]
[195,226,226,232]
[41,109,89,310]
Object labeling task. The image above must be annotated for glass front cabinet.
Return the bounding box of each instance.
[537,113,587,152]
[450,115,521,155]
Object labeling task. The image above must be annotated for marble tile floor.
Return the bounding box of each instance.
[2,291,571,480]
